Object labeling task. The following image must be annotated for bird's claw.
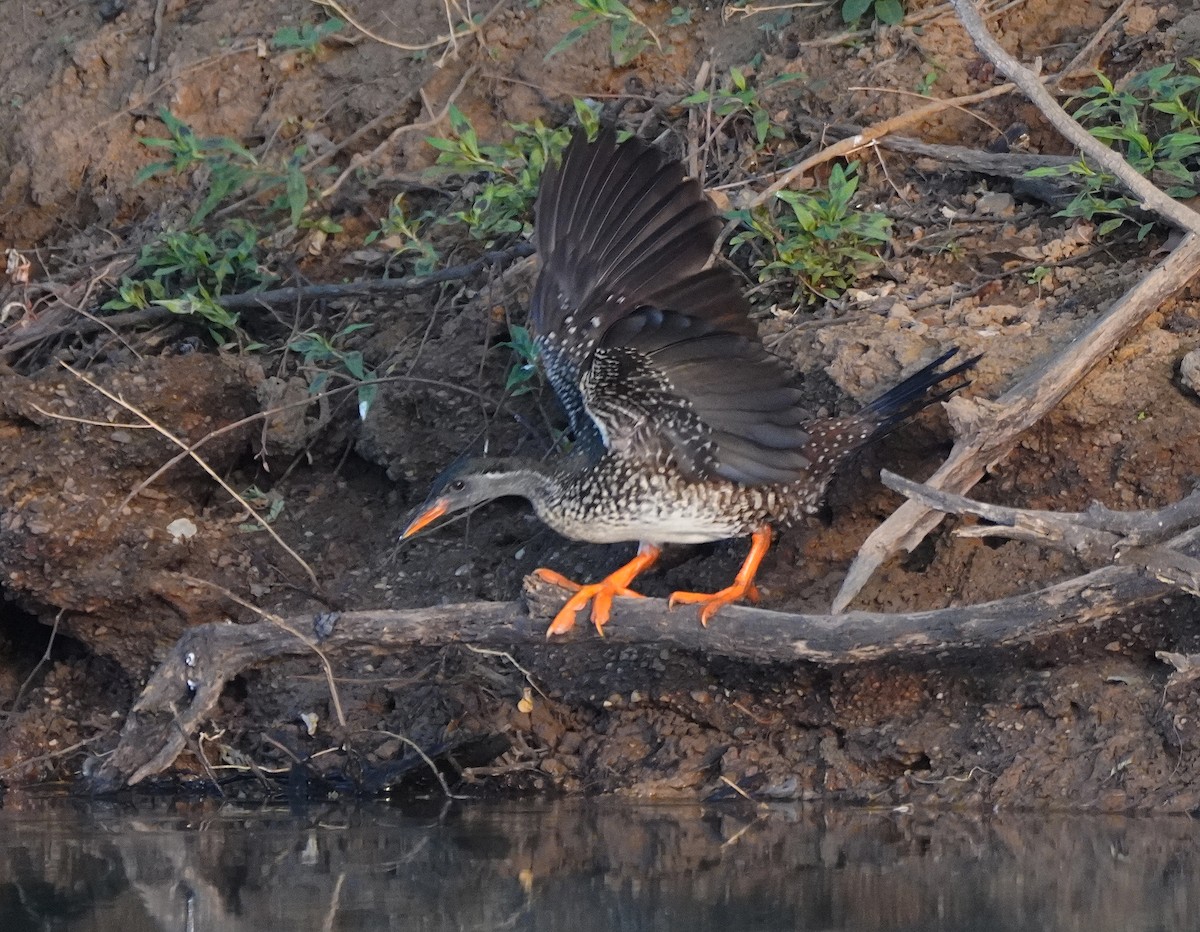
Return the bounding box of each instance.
[668,582,760,626]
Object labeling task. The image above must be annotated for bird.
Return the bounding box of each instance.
[402,126,976,636]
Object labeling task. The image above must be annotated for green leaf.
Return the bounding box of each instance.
[874,0,904,24]
[842,0,873,23]
[545,19,598,60]
[754,107,770,145]
[425,136,461,153]
[357,382,378,420]
[134,161,174,184]
[342,351,367,381]
[285,168,309,225]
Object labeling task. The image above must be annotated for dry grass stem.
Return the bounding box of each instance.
[61,362,320,588]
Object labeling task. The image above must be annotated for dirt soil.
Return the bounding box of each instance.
[1,0,1200,810]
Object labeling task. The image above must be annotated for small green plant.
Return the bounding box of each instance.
[1028,62,1200,239]
[729,162,893,305]
[666,6,691,26]
[498,324,541,396]
[683,68,803,145]
[364,195,442,275]
[104,222,272,343]
[425,102,595,242]
[842,0,905,25]
[270,17,345,54]
[1026,265,1051,286]
[238,486,286,533]
[547,0,660,67]
[288,323,377,419]
[260,145,316,226]
[136,109,325,228]
[915,68,940,96]
[136,109,258,224]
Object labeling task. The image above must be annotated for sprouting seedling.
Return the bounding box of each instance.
[546,0,661,67]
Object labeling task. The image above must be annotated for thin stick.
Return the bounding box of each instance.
[311,0,478,53]
[950,0,1200,236]
[846,85,1005,137]
[180,575,346,728]
[28,404,151,430]
[1,610,62,731]
[319,63,479,200]
[745,83,1016,208]
[61,363,320,589]
[1053,0,1135,86]
[148,0,167,73]
[371,728,469,799]
[222,241,533,308]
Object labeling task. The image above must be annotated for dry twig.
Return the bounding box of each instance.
[61,363,320,588]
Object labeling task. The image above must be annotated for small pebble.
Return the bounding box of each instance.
[1179,350,1200,396]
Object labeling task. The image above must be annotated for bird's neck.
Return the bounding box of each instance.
[484,458,566,507]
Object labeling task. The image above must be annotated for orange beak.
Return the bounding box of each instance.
[401,498,448,538]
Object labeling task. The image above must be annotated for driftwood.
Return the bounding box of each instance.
[883,471,1200,595]
[92,514,1200,793]
[832,232,1200,610]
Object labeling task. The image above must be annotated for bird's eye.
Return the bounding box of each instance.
[450,479,466,492]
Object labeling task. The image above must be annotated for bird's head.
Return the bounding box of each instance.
[400,456,546,538]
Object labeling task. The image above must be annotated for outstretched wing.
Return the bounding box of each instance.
[530,128,751,443]
[530,127,813,483]
[584,308,814,484]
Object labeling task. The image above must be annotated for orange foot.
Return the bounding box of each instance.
[536,543,661,637]
[668,526,773,626]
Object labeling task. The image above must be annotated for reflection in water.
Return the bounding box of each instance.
[0,797,1197,931]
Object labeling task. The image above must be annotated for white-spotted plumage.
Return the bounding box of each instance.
[405,128,976,628]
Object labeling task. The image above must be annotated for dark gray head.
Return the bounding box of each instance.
[400,456,548,538]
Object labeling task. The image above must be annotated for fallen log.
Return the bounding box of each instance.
[91,506,1200,791]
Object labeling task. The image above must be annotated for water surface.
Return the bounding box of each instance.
[0,797,1196,931]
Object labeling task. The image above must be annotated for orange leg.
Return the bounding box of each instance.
[669,526,773,626]
[535,543,661,637]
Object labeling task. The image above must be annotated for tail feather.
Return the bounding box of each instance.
[800,348,978,479]
[859,348,979,435]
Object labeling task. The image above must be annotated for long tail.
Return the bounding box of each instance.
[858,348,979,434]
[802,348,978,477]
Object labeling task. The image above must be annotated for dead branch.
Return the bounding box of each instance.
[747,83,1017,209]
[876,134,1073,180]
[832,231,1200,611]
[218,242,534,309]
[882,470,1200,592]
